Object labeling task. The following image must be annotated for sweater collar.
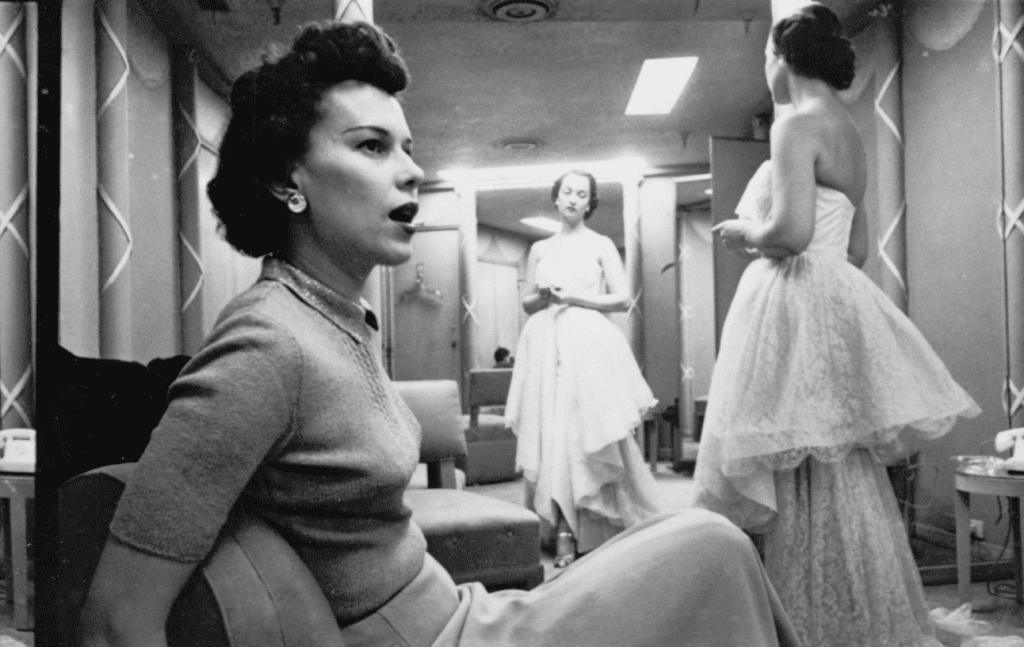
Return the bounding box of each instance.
[261,257,379,342]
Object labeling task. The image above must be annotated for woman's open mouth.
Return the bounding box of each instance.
[389,203,420,234]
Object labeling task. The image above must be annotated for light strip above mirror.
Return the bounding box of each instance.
[437,156,649,190]
[520,216,563,233]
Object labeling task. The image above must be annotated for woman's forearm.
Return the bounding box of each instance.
[746,221,806,256]
[758,244,800,259]
[80,540,196,647]
[564,292,630,312]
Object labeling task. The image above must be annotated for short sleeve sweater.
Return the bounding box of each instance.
[109,257,426,624]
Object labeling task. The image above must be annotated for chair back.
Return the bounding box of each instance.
[57,464,344,647]
[466,368,513,426]
[394,379,466,488]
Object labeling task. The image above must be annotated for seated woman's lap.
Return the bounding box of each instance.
[340,509,798,647]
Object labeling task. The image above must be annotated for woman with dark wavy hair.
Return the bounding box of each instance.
[694,5,978,646]
[79,20,800,647]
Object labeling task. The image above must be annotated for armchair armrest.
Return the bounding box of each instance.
[57,463,343,647]
[394,379,466,489]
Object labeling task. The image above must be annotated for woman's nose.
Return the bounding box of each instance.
[400,152,424,190]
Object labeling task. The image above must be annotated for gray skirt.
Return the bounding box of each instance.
[340,509,801,647]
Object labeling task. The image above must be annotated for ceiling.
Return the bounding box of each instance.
[140,0,879,243]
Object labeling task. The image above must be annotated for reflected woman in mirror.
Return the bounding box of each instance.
[505,170,662,568]
[694,4,980,646]
[79,20,801,647]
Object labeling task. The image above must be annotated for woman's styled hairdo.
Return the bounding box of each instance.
[551,170,599,220]
[207,21,409,257]
[771,4,855,91]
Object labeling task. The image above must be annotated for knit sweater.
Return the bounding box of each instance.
[109,257,427,624]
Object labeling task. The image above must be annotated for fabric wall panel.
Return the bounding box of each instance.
[59,0,100,357]
[903,0,1007,531]
[127,0,177,362]
[0,4,32,428]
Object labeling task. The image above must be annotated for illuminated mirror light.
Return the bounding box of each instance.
[520,216,563,233]
[625,57,699,116]
[437,156,649,190]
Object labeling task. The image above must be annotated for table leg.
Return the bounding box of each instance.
[9,493,29,630]
[1014,498,1024,605]
[2,500,11,610]
[647,420,658,472]
[955,488,972,604]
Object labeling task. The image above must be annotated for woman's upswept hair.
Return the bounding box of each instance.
[771,4,855,91]
[207,21,409,257]
[551,170,599,220]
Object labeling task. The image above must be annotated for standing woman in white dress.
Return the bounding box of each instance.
[505,170,662,568]
[693,5,980,646]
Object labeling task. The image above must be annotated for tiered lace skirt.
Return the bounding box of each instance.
[695,250,978,646]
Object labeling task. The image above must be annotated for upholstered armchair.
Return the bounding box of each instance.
[56,378,543,646]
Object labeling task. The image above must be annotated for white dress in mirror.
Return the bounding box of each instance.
[505,232,661,553]
[695,160,980,647]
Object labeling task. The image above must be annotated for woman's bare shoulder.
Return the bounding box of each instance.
[588,230,617,250]
[772,108,826,147]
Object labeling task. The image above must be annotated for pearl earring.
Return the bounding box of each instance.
[287,192,307,213]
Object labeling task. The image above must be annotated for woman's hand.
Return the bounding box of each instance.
[713,219,796,259]
[543,286,570,305]
[523,285,558,314]
[712,219,752,252]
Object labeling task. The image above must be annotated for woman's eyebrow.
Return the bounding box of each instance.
[342,125,391,136]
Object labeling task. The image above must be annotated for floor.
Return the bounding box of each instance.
[467,463,1024,646]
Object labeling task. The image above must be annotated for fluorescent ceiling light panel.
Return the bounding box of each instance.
[625,57,699,116]
[520,216,562,234]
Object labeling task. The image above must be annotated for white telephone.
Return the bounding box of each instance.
[995,428,1024,474]
[0,428,35,473]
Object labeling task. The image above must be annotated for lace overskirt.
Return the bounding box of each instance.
[694,251,980,529]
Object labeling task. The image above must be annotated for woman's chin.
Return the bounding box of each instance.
[377,244,413,268]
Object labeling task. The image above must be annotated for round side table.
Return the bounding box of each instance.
[954,467,1024,605]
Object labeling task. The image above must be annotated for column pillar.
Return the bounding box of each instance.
[639,177,678,407]
[621,173,643,360]
[457,182,479,398]
[997,0,1024,426]
[677,218,695,444]
[172,50,206,355]
[96,0,132,359]
[0,4,32,428]
[875,11,908,312]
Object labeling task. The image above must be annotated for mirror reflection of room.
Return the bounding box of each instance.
[10,0,1023,644]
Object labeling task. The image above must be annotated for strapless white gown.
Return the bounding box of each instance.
[694,161,980,646]
[505,238,661,552]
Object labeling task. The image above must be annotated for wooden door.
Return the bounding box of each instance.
[389,226,462,382]
[710,137,770,353]
[475,260,522,368]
